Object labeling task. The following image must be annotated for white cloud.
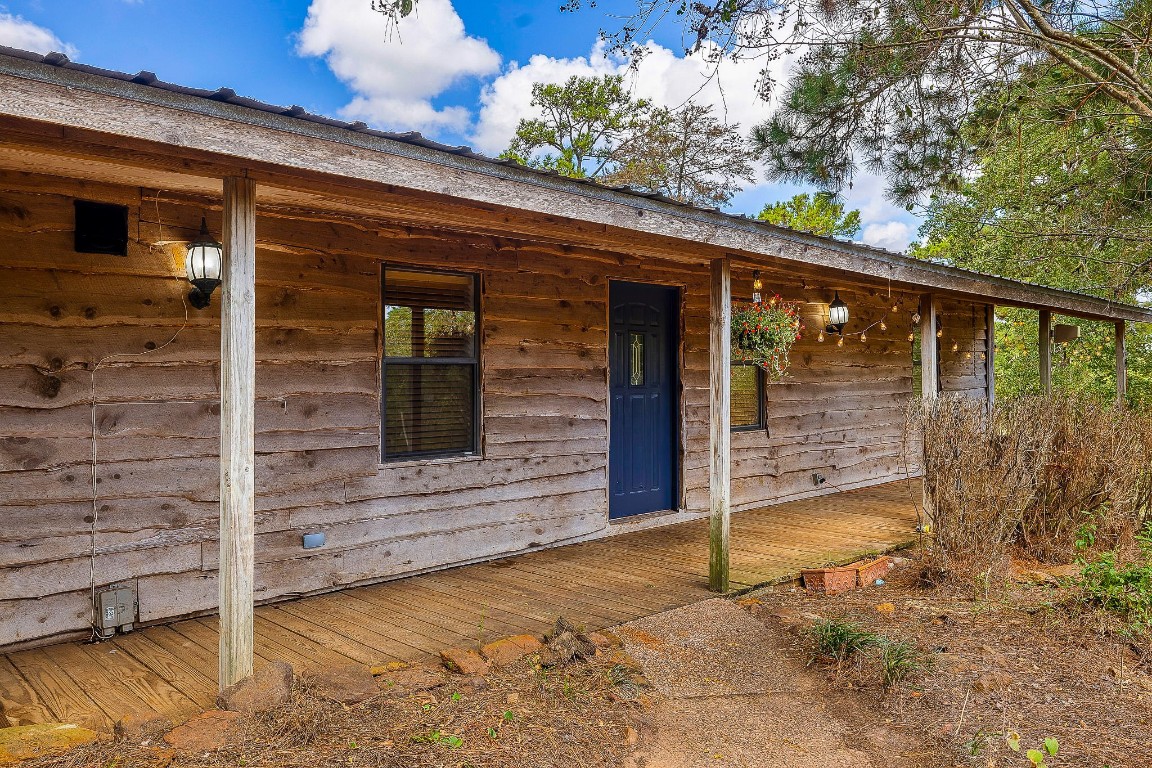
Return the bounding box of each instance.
[468,36,923,245]
[0,12,77,56]
[470,39,772,157]
[861,220,913,252]
[298,0,500,135]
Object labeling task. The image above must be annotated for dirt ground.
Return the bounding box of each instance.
[737,556,1152,768]
[18,556,1152,768]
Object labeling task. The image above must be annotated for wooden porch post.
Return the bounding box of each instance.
[985,304,996,408]
[919,294,938,399]
[708,257,731,593]
[219,175,257,691]
[1116,320,1128,408]
[1039,309,1052,395]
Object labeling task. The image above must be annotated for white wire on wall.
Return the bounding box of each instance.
[87,193,191,640]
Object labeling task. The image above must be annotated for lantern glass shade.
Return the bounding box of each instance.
[826,292,849,333]
[186,240,221,283]
[185,217,222,309]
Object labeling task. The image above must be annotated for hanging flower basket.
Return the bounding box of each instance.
[732,296,804,380]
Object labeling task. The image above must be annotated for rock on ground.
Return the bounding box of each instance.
[216,661,294,714]
[0,723,99,764]
[307,663,379,704]
[480,634,544,666]
[377,662,448,694]
[617,599,907,768]
[440,647,490,676]
[162,710,243,753]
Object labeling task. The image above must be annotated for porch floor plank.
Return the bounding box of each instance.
[0,656,54,728]
[2,479,918,730]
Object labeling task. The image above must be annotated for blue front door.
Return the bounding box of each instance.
[609,281,679,519]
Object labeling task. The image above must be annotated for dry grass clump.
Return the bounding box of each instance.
[905,394,1152,580]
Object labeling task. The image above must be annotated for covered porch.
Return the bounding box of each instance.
[2,46,1150,739]
[0,480,918,730]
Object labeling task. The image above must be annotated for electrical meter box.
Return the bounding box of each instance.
[94,584,137,634]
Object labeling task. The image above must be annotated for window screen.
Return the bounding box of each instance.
[731,364,763,430]
[382,268,479,460]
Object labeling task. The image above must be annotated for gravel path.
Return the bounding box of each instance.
[617,599,897,768]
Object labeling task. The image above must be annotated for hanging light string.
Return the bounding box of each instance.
[749,268,986,358]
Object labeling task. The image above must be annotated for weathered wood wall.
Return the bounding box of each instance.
[0,173,709,648]
[725,274,989,511]
[0,171,986,649]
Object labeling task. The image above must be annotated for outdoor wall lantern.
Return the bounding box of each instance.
[752,270,763,302]
[186,217,223,309]
[826,292,849,335]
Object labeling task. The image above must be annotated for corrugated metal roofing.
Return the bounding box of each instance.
[0,44,1148,320]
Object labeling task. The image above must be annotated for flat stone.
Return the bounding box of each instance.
[380,663,447,693]
[163,710,242,753]
[114,711,172,740]
[308,663,379,704]
[481,634,544,666]
[0,723,99,764]
[370,661,410,676]
[440,647,490,675]
[215,661,294,714]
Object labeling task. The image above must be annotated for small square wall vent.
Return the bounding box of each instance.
[74,200,129,256]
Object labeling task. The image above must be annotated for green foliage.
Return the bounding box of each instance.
[878,639,927,686]
[809,619,879,663]
[502,76,753,207]
[809,619,930,686]
[1007,731,1060,767]
[757,193,861,239]
[1079,527,1152,633]
[985,309,1152,408]
[731,297,804,380]
[912,60,1152,408]
[501,75,652,180]
[561,0,1152,225]
[411,730,464,748]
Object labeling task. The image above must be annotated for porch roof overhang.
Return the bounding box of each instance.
[1,45,1149,325]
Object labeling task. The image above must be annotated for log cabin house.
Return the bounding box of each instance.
[0,46,1148,685]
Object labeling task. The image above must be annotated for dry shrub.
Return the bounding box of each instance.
[905,394,1152,580]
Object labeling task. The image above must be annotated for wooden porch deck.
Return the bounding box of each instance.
[0,480,918,731]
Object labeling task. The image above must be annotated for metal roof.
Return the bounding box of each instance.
[0,44,1148,323]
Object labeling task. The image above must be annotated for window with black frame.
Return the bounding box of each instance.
[730,363,764,430]
[381,267,479,460]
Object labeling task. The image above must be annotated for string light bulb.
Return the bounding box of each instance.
[817,330,825,343]
[861,332,868,343]
[952,341,959,353]
[980,352,987,361]
[907,331,915,342]
[937,328,944,339]
[880,319,887,332]
[836,335,844,348]
[891,301,899,313]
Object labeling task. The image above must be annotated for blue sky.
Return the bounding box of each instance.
[0,0,920,250]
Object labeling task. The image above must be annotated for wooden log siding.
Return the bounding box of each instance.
[0,174,988,648]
